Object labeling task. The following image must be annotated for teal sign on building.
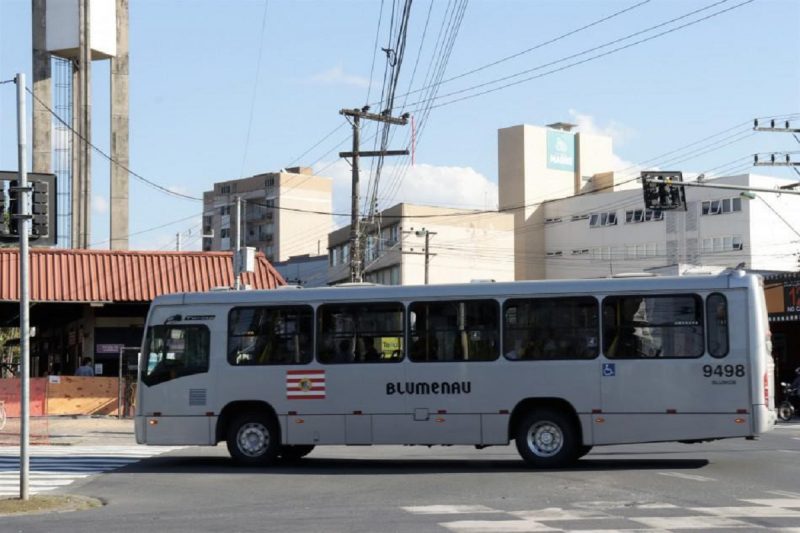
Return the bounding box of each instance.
[546,130,575,171]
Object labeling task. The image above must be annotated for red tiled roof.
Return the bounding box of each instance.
[0,248,285,303]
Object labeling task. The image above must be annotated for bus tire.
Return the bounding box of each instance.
[515,408,578,468]
[777,402,795,422]
[577,445,593,459]
[226,412,280,466]
[279,445,315,462]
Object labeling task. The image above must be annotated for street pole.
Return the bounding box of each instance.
[16,72,31,501]
[176,232,181,251]
[349,114,361,282]
[234,196,241,290]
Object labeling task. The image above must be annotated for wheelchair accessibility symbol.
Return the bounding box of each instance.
[602,363,616,377]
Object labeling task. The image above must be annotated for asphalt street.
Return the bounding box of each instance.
[2,421,799,533]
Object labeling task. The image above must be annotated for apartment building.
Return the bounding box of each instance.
[202,167,332,263]
[327,203,515,286]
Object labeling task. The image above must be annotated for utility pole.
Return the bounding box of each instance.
[15,73,32,501]
[339,107,409,282]
[402,229,437,285]
[233,196,242,290]
[176,232,181,251]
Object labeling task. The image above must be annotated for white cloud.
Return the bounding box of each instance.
[315,160,498,224]
[568,109,636,147]
[308,66,370,88]
[92,194,108,214]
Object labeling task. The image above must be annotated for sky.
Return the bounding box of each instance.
[1,0,799,251]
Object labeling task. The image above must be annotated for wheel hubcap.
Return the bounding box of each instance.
[238,422,269,457]
[527,421,563,457]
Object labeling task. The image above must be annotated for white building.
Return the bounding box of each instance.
[499,122,800,280]
[542,173,800,279]
[327,203,515,285]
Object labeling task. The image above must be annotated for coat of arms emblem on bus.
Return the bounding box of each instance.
[286,369,326,400]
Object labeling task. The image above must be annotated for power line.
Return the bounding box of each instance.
[407,0,754,112]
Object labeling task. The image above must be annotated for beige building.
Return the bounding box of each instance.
[203,167,332,263]
[498,122,625,280]
[327,203,515,286]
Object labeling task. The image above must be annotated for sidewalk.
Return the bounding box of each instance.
[0,416,136,447]
[47,416,136,446]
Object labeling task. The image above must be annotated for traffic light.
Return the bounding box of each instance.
[31,180,49,239]
[641,171,687,211]
[8,180,20,236]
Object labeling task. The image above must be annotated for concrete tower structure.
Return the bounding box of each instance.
[31,0,130,250]
[498,122,622,280]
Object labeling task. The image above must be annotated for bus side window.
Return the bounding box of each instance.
[706,293,729,357]
[503,297,599,361]
[228,306,313,366]
[317,302,404,364]
[603,294,704,359]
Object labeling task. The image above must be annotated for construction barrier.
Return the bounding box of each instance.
[0,376,130,445]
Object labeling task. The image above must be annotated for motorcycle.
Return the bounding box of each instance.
[777,382,799,422]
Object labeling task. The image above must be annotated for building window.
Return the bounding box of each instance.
[625,209,664,223]
[219,185,231,194]
[544,217,563,224]
[220,205,231,216]
[220,228,230,239]
[591,246,612,261]
[702,197,742,216]
[702,235,743,253]
[546,251,563,257]
[571,214,590,222]
[589,211,617,227]
[265,177,275,188]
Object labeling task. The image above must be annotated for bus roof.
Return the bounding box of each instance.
[150,271,759,308]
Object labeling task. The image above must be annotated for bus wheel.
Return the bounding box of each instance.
[577,445,593,459]
[280,445,315,462]
[515,408,578,468]
[227,412,280,465]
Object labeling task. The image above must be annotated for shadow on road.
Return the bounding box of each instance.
[117,454,710,475]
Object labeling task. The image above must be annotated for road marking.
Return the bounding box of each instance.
[632,516,754,529]
[691,506,800,518]
[402,505,502,515]
[439,520,556,532]
[658,472,716,482]
[0,445,181,497]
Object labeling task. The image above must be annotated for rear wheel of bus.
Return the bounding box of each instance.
[226,412,280,465]
[515,408,579,468]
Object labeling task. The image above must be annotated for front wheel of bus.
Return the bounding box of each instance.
[515,408,578,468]
[227,412,280,466]
[279,445,315,462]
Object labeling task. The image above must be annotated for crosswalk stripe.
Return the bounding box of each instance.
[0,445,181,497]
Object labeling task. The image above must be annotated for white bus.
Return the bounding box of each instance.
[135,272,775,468]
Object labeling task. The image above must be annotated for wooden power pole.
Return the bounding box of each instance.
[339,106,409,282]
